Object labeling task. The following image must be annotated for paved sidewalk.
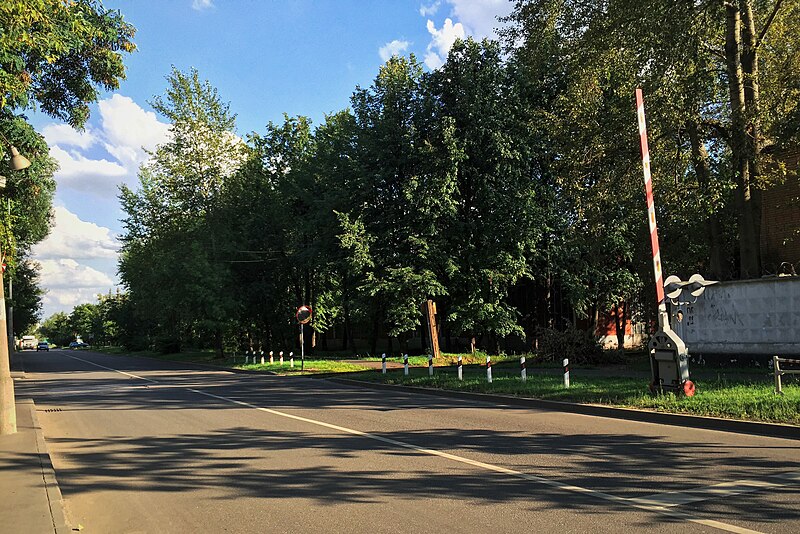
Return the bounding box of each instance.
[0,398,70,534]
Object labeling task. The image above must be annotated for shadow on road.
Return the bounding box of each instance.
[14,350,800,527]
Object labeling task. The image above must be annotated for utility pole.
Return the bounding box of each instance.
[0,263,15,434]
[0,136,32,435]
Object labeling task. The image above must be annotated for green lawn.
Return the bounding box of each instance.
[347,366,800,425]
[94,346,799,424]
[363,352,514,366]
[234,359,371,374]
[95,346,372,374]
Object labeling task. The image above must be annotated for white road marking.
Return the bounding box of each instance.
[58,353,778,534]
[632,479,787,507]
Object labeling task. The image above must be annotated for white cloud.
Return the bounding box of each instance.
[379,40,411,62]
[418,0,514,69]
[32,207,119,260]
[445,0,513,39]
[38,258,114,289]
[32,207,120,318]
[38,258,115,315]
[43,94,170,199]
[41,124,97,150]
[419,2,440,17]
[424,18,466,69]
[39,259,114,317]
[192,0,214,11]
[98,94,171,171]
[48,146,129,197]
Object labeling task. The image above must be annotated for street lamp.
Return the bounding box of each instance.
[0,137,30,435]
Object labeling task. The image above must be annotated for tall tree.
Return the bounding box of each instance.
[119,68,244,356]
[346,55,459,350]
[505,0,798,279]
[430,38,537,351]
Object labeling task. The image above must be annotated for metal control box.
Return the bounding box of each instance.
[648,328,694,396]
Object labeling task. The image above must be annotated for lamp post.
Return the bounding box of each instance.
[0,136,31,435]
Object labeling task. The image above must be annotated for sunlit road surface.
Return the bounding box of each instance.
[15,350,800,533]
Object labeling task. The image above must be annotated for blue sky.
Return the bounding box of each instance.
[28,0,514,318]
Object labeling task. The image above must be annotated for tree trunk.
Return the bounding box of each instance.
[688,120,725,279]
[369,312,379,356]
[615,301,627,353]
[214,327,224,359]
[740,0,764,271]
[724,2,760,278]
[342,274,350,351]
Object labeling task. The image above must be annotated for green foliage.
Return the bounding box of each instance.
[346,55,460,337]
[0,0,136,127]
[88,2,799,362]
[38,311,71,346]
[8,257,44,335]
[120,67,243,357]
[1,1,135,336]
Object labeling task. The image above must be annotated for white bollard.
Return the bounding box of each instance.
[381,353,386,374]
[245,352,250,364]
[280,351,284,365]
[486,355,492,383]
[260,350,265,365]
[404,354,409,376]
[563,358,570,388]
[521,356,527,382]
[290,352,294,368]
[269,351,274,364]
[457,355,463,381]
[428,354,434,376]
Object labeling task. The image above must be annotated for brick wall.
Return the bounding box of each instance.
[761,148,800,269]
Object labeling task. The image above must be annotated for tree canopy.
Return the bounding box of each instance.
[52,1,799,357]
[1,0,135,335]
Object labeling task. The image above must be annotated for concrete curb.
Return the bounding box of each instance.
[19,399,71,534]
[325,377,800,441]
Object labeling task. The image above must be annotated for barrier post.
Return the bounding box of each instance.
[521,356,527,382]
[486,355,492,383]
[290,352,294,368]
[381,353,386,374]
[563,358,570,388]
[404,354,409,376]
[457,355,463,381]
[428,353,434,376]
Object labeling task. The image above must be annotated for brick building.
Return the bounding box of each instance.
[761,146,800,272]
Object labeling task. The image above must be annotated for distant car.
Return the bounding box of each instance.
[36,342,49,352]
[68,341,89,349]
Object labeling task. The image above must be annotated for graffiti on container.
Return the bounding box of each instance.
[701,298,744,327]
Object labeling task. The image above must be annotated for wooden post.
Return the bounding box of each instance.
[423,299,441,360]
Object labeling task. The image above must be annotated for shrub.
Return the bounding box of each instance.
[154,335,182,354]
[534,326,608,364]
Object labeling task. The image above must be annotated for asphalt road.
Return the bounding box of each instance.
[14,349,800,534]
